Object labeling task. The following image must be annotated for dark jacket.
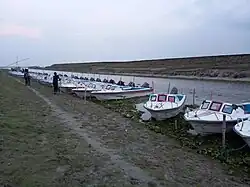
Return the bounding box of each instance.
[24,72,29,79]
[53,75,60,85]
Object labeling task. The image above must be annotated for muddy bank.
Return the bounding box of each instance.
[23,77,250,186]
[93,99,250,176]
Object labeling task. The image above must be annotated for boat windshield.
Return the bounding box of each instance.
[201,101,210,109]
[150,95,157,101]
[221,104,233,114]
[158,94,167,102]
[243,104,250,114]
[209,102,222,112]
[168,96,175,102]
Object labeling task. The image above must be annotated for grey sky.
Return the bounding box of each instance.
[0,0,250,67]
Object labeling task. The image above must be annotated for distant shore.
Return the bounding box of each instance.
[96,72,250,83]
[45,53,250,84]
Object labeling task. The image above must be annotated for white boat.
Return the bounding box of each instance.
[91,85,154,100]
[184,100,250,136]
[143,93,186,120]
[233,103,250,147]
[39,75,53,86]
[234,118,250,148]
[59,81,84,93]
[9,71,24,77]
[72,82,106,98]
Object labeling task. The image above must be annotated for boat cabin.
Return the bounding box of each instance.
[149,94,184,103]
[199,100,239,115]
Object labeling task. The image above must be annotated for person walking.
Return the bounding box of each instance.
[23,69,30,86]
[53,72,60,94]
[27,69,31,86]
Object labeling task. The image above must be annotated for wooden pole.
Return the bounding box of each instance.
[84,87,87,103]
[152,81,154,92]
[174,119,178,130]
[167,82,171,93]
[222,114,226,148]
[192,88,196,106]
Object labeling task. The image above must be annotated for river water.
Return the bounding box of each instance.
[30,69,250,105]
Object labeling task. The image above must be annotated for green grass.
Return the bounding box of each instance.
[96,98,250,177]
[0,73,86,186]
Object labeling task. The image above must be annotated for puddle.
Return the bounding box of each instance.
[135,103,151,121]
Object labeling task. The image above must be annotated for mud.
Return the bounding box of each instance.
[12,77,248,187]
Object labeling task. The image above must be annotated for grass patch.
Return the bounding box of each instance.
[0,72,92,186]
[95,98,250,177]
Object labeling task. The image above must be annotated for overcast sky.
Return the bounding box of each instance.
[0,0,250,66]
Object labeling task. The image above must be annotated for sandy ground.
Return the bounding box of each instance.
[1,72,250,186]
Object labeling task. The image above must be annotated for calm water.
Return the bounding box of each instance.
[30,69,250,105]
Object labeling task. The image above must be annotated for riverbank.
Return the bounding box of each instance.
[46,53,250,83]
[93,99,250,176]
[2,72,250,186]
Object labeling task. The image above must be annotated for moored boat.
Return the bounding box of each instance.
[233,103,250,147]
[143,93,186,120]
[234,118,250,148]
[184,100,250,136]
[72,82,106,98]
[59,81,84,93]
[91,85,154,100]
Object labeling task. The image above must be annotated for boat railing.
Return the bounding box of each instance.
[211,112,234,121]
[237,118,245,131]
[193,110,233,121]
[213,112,220,121]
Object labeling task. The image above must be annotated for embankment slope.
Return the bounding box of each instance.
[46,54,250,80]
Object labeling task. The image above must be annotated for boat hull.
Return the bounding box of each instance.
[91,89,153,101]
[73,90,92,98]
[144,105,185,120]
[233,121,250,148]
[242,137,250,148]
[234,129,250,148]
[60,87,78,93]
[187,120,237,136]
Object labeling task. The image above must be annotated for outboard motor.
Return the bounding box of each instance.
[109,79,116,84]
[141,82,150,88]
[128,82,135,87]
[170,87,178,94]
[117,80,125,86]
[96,78,102,82]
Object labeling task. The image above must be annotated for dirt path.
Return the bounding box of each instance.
[18,78,248,186]
[2,74,153,187]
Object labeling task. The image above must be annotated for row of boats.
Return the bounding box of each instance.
[9,70,250,149]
